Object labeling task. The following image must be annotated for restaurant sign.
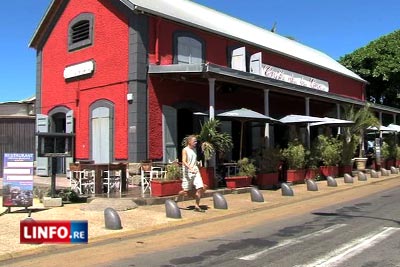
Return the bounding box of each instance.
[2,153,34,207]
[250,52,329,92]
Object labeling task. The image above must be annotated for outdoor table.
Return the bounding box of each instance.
[220,162,238,177]
[78,162,127,194]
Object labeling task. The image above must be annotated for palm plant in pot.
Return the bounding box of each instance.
[225,157,256,188]
[254,146,282,189]
[281,139,306,184]
[342,104,379,171]
[195,119,233,189]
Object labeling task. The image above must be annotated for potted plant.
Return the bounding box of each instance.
[313,135,342,178]
[255,146,282,189]
[342,104,379,171]
[305,149,320,180]
[196,119,233,189]
[225,157,256,188]
[380,141,390,169]
[150,162,182,197]
[281,139,306,184]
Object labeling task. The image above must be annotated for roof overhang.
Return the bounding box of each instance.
[149,63,366,106]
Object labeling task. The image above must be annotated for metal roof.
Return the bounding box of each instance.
[125,0,366,83]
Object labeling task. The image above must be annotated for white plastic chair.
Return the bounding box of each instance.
[81,169,96,195]
[140,166,164,195]
[102,169,121,194]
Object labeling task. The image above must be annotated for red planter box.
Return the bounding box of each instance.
[319,166,339,178]
[339,165,352,176]
[225,176,252,189]
[305,168,319,180]
[256,173,279,189]
[151,180,182,197]
[199,167,215,189]
[286,169,306,184]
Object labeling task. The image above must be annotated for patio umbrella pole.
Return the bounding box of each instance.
[239,121,244,159]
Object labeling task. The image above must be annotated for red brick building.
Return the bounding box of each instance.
[30,0,399,174]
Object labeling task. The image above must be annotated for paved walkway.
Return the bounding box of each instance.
[1,173,400,261]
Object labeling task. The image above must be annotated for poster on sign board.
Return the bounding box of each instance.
[2,153,34,207]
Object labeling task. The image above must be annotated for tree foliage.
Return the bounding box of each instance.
[338,30,400,108]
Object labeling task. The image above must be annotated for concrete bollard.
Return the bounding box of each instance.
[381,168,390,176]
[344,173,354,183]
[213,192,228,209]
[390,166,398,174]
[250,187,264,202]
[281,183,294,196]
[306,179,318,191]
[358,171,367,181]
[165,199,181,219]
[370,170,379,178]
[104,207,122,230]
[326,176,338,187]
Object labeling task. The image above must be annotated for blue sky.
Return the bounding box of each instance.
[0,0,399,102]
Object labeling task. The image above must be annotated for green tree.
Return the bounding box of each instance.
[339,30,400,108]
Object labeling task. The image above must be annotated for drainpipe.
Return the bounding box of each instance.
[155,17,160,64]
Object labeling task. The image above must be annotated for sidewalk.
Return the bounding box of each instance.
[1,173,400,261]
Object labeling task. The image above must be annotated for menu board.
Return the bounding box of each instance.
[2,153,34,207]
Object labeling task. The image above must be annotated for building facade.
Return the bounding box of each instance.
[29,0,400,174]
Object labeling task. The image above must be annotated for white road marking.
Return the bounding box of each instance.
[238,224,347,261]
[294,227,400,267]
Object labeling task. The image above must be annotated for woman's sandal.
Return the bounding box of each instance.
[194,207,205,213]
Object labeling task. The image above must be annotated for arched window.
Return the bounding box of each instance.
[68,13,94,52]
[173,32,205,64]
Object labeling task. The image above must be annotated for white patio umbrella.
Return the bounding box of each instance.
[388,124,400,132]
[217,108,278,159]
[309,117,354,127]
[279,114,326,124]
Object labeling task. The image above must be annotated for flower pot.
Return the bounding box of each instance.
[386,159,395,169]
[256,173,279,189]
[225,176,252,189]
[150,179,182,197]
[354,158,367,171]
[305,168,319,180]
[319,166,339,178]
[199,167,215,189]
[286,169,306,184]
[339,165,352,176]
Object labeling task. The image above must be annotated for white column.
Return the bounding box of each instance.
[264,89,270,147]
[208,78,216,171]
[208,78,216,120]
[336,103,341,135]
[305,97,310,148]
[393,114,397,125]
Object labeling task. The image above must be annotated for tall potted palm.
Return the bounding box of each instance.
[196,119,233,189]
[341,104,379,171]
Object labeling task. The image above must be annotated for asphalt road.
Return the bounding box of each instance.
[3,183,400,267]
[110,186,400,267]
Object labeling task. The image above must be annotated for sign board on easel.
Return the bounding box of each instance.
[2,153,34,208]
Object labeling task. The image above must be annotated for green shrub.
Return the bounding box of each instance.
[281,140,306,169]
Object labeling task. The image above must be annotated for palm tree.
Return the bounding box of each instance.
[341,103,380,162]
[196,119,233,167]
